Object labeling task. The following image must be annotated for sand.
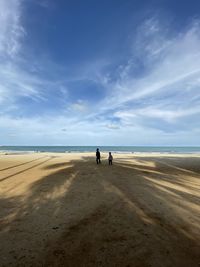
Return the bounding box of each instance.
[0,152,200,267]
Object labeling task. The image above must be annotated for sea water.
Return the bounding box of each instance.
[0,146,200,154]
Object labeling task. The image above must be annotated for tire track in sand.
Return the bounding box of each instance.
[0,156,54,182]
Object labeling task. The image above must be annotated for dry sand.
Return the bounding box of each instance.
[0,152,200,267]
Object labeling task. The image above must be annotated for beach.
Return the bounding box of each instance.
[0,152,200,267]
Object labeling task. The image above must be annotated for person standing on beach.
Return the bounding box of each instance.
[108,152,113,165]
[96,148,101,164]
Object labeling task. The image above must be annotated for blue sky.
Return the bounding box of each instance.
[1,0,200,145]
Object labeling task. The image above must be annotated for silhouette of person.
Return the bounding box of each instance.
[108,152,113,165]
[96,148,101,164]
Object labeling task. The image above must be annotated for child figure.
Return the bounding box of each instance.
[108,152,113,165]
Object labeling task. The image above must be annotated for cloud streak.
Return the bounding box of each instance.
[98,18,200,133]
[0,0,25,57]
[0,4,200,145]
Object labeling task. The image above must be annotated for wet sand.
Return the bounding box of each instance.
[0,152,200,267]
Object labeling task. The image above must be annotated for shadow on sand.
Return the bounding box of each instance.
[0,156,200,267]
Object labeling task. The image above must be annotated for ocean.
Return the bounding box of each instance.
[0,146,200,154]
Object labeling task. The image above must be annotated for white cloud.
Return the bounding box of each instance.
[0,62,48,110]
[115,105,200,125]
[1,113,199,146]
[105,124,120,130]
[134,17,172,61]
[0,0,50,110]
[0,0,44,108]
[1,10,200,145]
[0,0,25,57]
[69,100,89,113]
[100,19,200,129]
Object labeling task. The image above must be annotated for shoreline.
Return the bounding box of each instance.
[1,151,200,157]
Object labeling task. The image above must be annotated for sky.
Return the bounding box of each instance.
[0,0,200,146]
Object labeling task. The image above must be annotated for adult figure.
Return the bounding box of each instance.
[96,148,101,164]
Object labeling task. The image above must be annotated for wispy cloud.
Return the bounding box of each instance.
[0,4,200,145]
[0,0,25,58]
[0,0,45,110]
[98,18,200,134]
[0,0,63,115]
[70,100,89,113]
[105,124,120,130]
[34,0,53,9]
